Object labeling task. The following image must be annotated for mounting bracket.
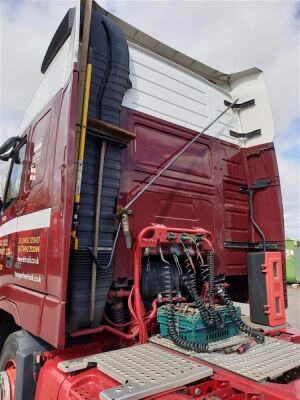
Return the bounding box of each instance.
[224,99,255,109]
[230,129,261,139]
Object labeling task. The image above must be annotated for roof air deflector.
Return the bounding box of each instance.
[41,7,75,74]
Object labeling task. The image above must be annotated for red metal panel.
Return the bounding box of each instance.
[263,252,286,326]
[40,296,66,348]
[0,70,78,347]
[243,144,285,244]
[0,284,44,334]
[35,331,300,400]
[116,109,248,278]
[242,144,286,303]
[116,109,285,282]
[46,70,78,302]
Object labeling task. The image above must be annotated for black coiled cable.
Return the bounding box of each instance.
[162,263,209,353]
[206,252,225,329]
[207,251,215,302]
[209,303,225,330]
[183,259,225,329]
[199,264,209,282]
[216,285,265,344]
[182,261,215,328]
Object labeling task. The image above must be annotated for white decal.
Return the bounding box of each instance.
[0,208,51,239]
[14,271,42,283]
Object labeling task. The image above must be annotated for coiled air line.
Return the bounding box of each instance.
[215,285,265,344]
[163,234,264,353]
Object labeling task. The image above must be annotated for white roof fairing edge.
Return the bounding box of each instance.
[123,42,243,146]
[94,4,231,89]
[19,1,80,135]
[95,3,276,148]
[19,1,276,148]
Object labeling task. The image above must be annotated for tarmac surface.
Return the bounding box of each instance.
[286,285,300,328]
[234,284,300,329]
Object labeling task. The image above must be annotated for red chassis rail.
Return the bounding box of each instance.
[132,224,212,344]
[34,225,300,400]
[34,328,300,400]
[70,224,212,342]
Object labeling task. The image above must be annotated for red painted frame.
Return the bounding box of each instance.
[116,108,285,284]
[35,328,300,400]
[0,69,78,348]
[0,90,286,350]
[133,224,212,344]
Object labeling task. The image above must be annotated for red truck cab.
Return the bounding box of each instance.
[0,2,298,400]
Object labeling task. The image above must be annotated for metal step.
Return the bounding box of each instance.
[149,335,300,382]
[58,343,212,400]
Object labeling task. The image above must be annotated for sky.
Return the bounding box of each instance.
[0,0,299,238]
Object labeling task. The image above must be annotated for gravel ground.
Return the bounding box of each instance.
[286,285,300,328]
[234,285,300,329]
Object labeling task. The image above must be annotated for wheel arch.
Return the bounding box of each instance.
[0,307,20,355]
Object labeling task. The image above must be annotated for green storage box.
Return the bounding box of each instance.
[296,241,300,282]
[157,304,240,345]
[286,240,297,283]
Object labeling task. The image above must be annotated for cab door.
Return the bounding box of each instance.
[12,109,54,294]
[0,140,27,284]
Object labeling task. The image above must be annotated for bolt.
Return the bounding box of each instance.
[194,388,202,396]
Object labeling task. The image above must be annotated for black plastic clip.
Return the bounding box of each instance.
[121,212,132,249]
[167,232,177,241]
[224,99,255,109]
[229,129,261,139]
[240,179,270,193]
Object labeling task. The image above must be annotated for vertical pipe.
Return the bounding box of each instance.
[90,141,107,322]
[72,0,92,248]
[72,63,93,249]
[75,63,93,203]
[249,189,266,251]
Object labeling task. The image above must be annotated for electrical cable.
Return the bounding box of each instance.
[182,259,215,328]
[215,285,265,344]
[207,251,215,302]
[162,263,210,353]
[179,240,224,329]
[162,263,235,354]
[205,251,225,329]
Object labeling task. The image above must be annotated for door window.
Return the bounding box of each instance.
[27,110,52,189]
[4,143,26,209]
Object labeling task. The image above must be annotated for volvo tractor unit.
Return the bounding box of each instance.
[0,2,299,400]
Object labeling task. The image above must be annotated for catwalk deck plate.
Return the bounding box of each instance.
[150,335,300,382]
[58,343,213,400]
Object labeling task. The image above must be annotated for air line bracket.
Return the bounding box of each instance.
[224,99,255,109]
[229,129,261,139]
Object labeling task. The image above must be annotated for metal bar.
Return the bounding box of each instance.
[76,0,92,125]
[71,0,92,248]
[104,99,238,267]
[72,63,93,249]
[75,63,93,203]
[90,141,107,322]
[124,99,238,211]
[224,241,278,250]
